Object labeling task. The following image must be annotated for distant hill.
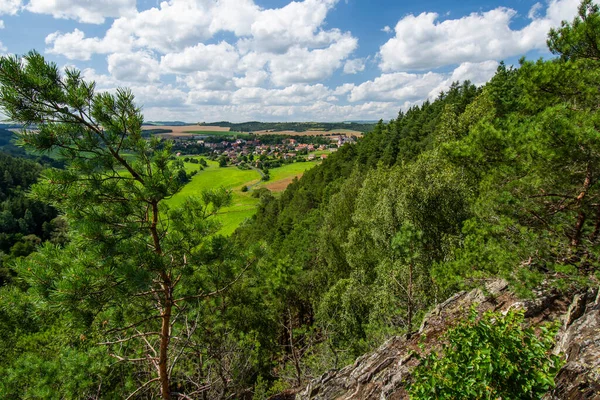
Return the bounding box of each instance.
[202,121,375,133]
[144,121,194,126]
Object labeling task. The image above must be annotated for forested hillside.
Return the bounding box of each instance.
[0,1,599,399]
[0,152,63,285]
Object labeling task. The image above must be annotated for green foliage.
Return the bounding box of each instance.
[548,0,600,61]
[0,152,59,279]
[409,309,563,399]
[3,4,600,396]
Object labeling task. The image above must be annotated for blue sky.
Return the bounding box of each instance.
[0,0,586,122]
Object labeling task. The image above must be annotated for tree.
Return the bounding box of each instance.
[0,51,244,399]
[547,0,600,61]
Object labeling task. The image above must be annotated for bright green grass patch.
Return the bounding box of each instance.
[256,161,319,191]
[169,158,319,235]
[168,159,261,235]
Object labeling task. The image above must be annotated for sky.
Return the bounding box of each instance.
[0,0,589,122]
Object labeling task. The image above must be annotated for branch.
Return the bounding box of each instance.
[174,258,255,303]
[125,378,160,400]
[98,332,161,345]
[105,315,162,334]
[109,353,154,363]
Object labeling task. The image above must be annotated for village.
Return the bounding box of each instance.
[172,134,357,167]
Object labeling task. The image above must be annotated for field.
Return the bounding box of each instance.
[142,125,232,137]
[168,158,319,235]
[252,129,363,137]
[185,130,250,138]
[143,125,363,138]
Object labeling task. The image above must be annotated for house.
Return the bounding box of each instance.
[308,154,316,160]
[320,154,328,160]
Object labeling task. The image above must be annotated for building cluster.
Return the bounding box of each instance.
[175,135,356,164]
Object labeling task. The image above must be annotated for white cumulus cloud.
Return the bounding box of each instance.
[379,0,582,71]
[160,42,239,74]
[343,58,365,74]
[267,35,357,86]
[27,0,136,24]
[0,0,22,15]
[46,28,130,60]
[107,52,161,83]
[349,61,499,103]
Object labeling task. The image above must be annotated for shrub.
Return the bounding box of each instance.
[409,309,562,400]
[241,185,249,192]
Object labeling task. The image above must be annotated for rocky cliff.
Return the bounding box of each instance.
[291,281,600,400]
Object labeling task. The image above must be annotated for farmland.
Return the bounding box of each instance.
[144,124,363,138]
[168,157,318,235]
[252,129,363,137]
[142,125,235,138]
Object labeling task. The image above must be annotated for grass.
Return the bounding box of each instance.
[259,161,316,184]
[168,158,260,236]
[168,156,319,235]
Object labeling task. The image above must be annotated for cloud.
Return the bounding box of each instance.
[231,83,332,105]
[0,0,22,15]
[107,52,161,83]
[379,0,581,71]
[82,68,188,108]
[267,35,357,86]
[28,0,566,122]
[160,42,239,74]
[0,20,4,28]
[426,60,499,98]
[528,2,543,19]
[244,0,340,53]
[349,71,446,103]
[46,0,345,58]
[333,83,355,95]
[26,0,136,24]
[349,61,498,103]
[233,70,269,88]
[46,28,130,60]
[343,58,365,74]
[381,25,392,33]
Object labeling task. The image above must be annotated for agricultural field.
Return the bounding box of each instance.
[144,124,362,139]
[142,125,232,137]
[168,157,319,235]
[252,129,362,137]
[186,130,250,138]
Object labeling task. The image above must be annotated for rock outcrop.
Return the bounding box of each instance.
[293,281,600,400]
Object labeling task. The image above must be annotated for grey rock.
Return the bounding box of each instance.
[294,281,600,400]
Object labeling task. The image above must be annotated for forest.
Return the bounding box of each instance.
[0,1,599,398]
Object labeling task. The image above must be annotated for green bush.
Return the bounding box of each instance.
[241,185,249,192]
[409,309,562,400]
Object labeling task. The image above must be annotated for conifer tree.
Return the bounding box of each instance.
[0,51,241,399]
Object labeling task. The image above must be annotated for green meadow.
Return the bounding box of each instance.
[168,157,319,235]
[262,161,315,182]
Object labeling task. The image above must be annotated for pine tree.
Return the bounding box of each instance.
[0,51,243,399]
